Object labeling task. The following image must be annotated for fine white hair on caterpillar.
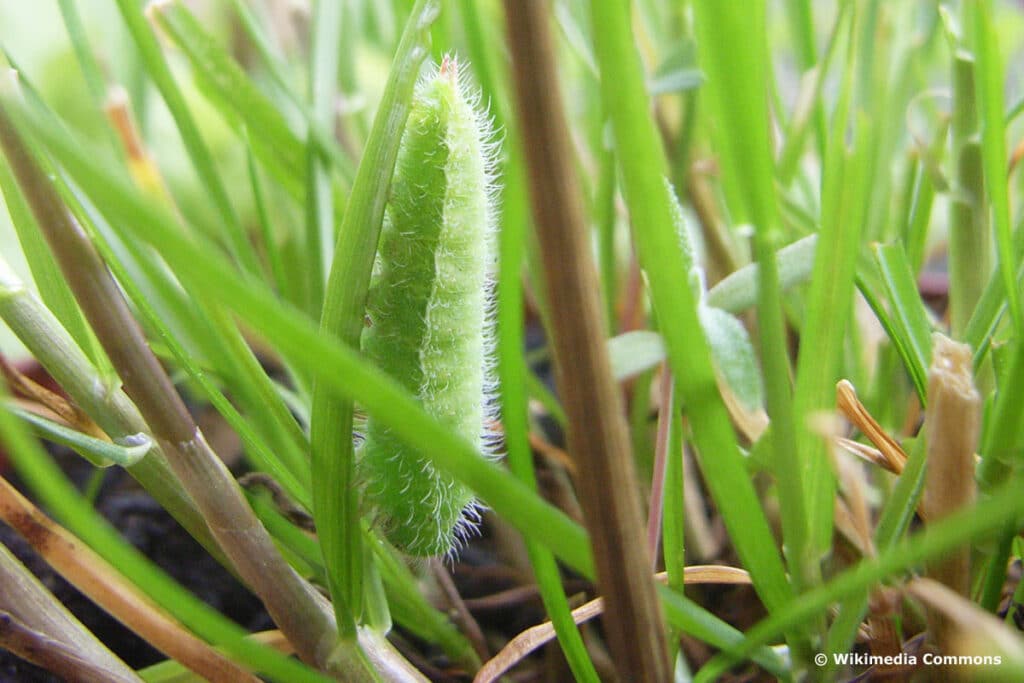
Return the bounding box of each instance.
[358,55,500,557]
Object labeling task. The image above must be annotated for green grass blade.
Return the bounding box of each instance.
[221,0,357,182]
[203,304,311,488]
[54,0,123,158]
[963,220,1024,368]
[302,0,343,314]
[789,24,869,576]
[657,586,788,678]
[0,156,102,367]
[948,48,989,339]
[690,0,807,606]
[978,337,1024,491]
[4,403,151,468]
[776,5,847,185]
[592,0,793,616]
[525,370,567,429]
[903,154,938,276]
[873,242,934,402]
[661,383,684,592]
[244,136,289,299]
[970,1,1020,333]
[497,144,599,683]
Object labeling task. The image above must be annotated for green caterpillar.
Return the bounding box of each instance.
[359,56,497,556]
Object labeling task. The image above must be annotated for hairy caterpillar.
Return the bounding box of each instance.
[359,56,498,557]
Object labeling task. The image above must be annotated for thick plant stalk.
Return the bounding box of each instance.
[0,542,142,683]
[502,3,671,682]
[921,334,979,651]
[0,103,343,673]
[948,52,989,339]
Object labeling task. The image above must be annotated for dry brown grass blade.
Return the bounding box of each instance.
[836,379,908,473]
[907,578,1024,675]
[921,335,979,651]
[866,588,908,680]
[0,355,105,440]
[716,372,769,442]
[835,436,900,473]
[104,85,181,216]
[834,450,876,557]
[646,367,673,566]
[473,567,751,683]
[526,430,576,474]
[502,2,670,681]
[0,475,261,683]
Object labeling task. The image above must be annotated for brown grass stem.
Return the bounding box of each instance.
[502,3,671,681]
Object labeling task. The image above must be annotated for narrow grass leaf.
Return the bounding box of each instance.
[55,0,124,157]
[302,0,343,313]
[963,227,1024,369]
[4,404,151,468]
[789,27,870,574]
[873,242,934,402]
[0,158,101,366]
[692,0,807,601]
[594,0,793,615]
[970,1,1021,333]
[497,141,599,683]
[244,137,289,298]
[525,370,567,429]
[978,337,1024,490]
